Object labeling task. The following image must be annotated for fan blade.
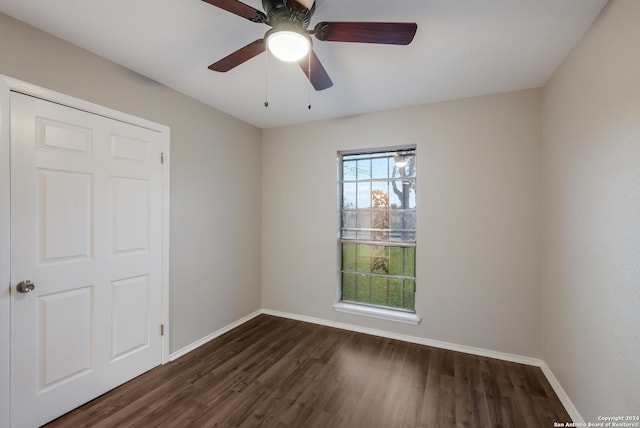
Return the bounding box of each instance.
[298,49,333,91]
[209,39,266,72]
[314,22,417,45]
[289,0,315,10]
[201,0,266,23]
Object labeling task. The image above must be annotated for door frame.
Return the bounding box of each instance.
[0,74,171,427]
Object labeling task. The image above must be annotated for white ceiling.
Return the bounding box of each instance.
[0,0,607,129]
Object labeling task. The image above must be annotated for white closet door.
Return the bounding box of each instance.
[10,92,163,428]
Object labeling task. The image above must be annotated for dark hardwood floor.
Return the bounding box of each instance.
[45,315,571,427]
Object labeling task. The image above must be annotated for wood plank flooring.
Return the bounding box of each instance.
[45,315,571,427]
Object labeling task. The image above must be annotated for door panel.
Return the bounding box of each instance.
[37,118,93,154]
[10,92,163,428]
[40,169,93,262]
[39,287,93,390]
[110,134,148,162]
[111,177,149,254]
[111,275,150,360]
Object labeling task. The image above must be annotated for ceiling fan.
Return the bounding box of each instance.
[203,0,418,90]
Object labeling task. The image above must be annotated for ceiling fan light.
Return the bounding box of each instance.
[267,30,310,62]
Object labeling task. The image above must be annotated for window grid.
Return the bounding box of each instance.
[339,148,416,313]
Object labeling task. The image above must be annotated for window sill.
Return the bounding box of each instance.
[333,302,421,325]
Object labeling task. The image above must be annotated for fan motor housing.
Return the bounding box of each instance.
[262,0,315,28]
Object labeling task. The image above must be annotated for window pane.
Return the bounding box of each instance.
[356,274,371,303]
[371,211,389,241]
[349,245,417,279]
[371,184,389,240]
[356,245,372,273]
[371,276,388,306]
[371,246,389,274]
[388,279,403,307]
[389,247,416,276]
[407,186,416,209]
[342,211,356,239]
[389,185,401,209]
[356,159,371,180]
[344,272,415,311]
[389,247,404,276]
[343,182,356,208]
[342,273,356,301]
[356,182,371,209]
[343,160,357,181]
[371,183,389,208]
[393,155,416,178]
[356,211,372,240]
[403,280,415,311]
[371,157,389,180]
[342,244,356,271]
[389,180,415,209]
[404,247,416,276]
[390,211,416,241]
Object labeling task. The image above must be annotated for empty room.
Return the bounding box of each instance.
[0,0,638,427]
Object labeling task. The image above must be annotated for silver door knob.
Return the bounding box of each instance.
[16,280,35,293]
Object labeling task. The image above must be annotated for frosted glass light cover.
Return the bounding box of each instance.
[267,30,310,62]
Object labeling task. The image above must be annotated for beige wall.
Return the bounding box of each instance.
[541,0,640,421]
[0,12,262,353]
[262,89,543,358]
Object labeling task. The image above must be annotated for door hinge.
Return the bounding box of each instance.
[160,324,165,336]
[161,152,165,164]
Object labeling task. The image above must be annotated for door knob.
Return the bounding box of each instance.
[16,280,35,293]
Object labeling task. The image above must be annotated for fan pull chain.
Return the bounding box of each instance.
[264,49,269,108]
[307,51,312,110]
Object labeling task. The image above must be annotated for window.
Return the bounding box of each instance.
[338,147,417,314]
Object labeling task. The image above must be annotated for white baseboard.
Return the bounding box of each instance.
[168,307,582,423]
[261,308,542,366]
[539,361,584,423]
[169,310,262,361]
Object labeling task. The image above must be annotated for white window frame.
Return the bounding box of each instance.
[334,146,420,325]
